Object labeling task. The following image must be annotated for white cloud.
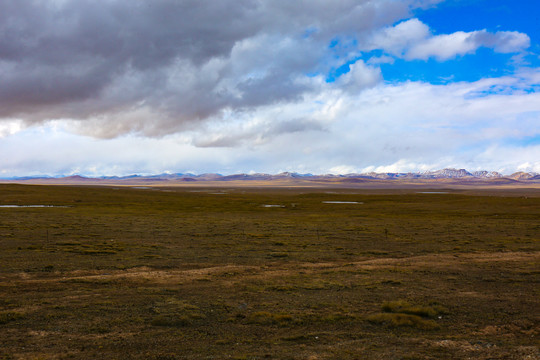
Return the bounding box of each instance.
[328,165,360,174]
[407,29,530,61]
[0,120,25,138]
[517,161,540,173]
[473,145,540,174]
[337,60,382,92]
[475,30,530,53]
[367,55,395,65]
[369,18,431,57]
[406,31,478,60]
[369,19,531,61]
[363,160,435,174]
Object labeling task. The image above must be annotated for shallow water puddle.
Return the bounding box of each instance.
[0,205,70,208]
[416,192,449,194]
[322,201,363,204]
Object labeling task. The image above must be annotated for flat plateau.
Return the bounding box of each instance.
[0,184,538,359]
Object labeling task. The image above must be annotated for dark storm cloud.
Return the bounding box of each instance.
[0,0,433,136]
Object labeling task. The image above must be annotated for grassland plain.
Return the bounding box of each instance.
[0,184,538,359]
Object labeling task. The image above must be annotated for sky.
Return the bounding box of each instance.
[0,0,539,177]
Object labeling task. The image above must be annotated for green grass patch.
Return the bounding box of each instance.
[366,312,440,330]
[381,300,447,318]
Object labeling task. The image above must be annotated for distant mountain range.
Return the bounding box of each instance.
[2,168,539,184]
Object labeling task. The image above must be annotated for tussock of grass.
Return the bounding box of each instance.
[151,354,178,360]
[268,252,288,258]
[149,298,205,327]
[247,311,293,325]
[0,311,25,324]
[317,313,354,323]
[150,314,193,327]
[266,284,297,292]
[366,312,440,330]
[55,241,82,246]
[367,300,446,330]
[381,300,447,318]
[282,334,311,342]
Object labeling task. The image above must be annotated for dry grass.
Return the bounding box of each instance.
[0,184,538,359]
[381,300,448,318]
[366,312,440,330]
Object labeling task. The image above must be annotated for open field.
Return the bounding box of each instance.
[0,184,539,359]
[3,176,540,191]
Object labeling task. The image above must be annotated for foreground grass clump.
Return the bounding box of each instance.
[367,300,446,330]
[366,312,440,330]
[381,300,448,318]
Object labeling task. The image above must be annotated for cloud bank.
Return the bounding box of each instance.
[2,0,529,137]
[2,70,539,176]
[0,0,412,135]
